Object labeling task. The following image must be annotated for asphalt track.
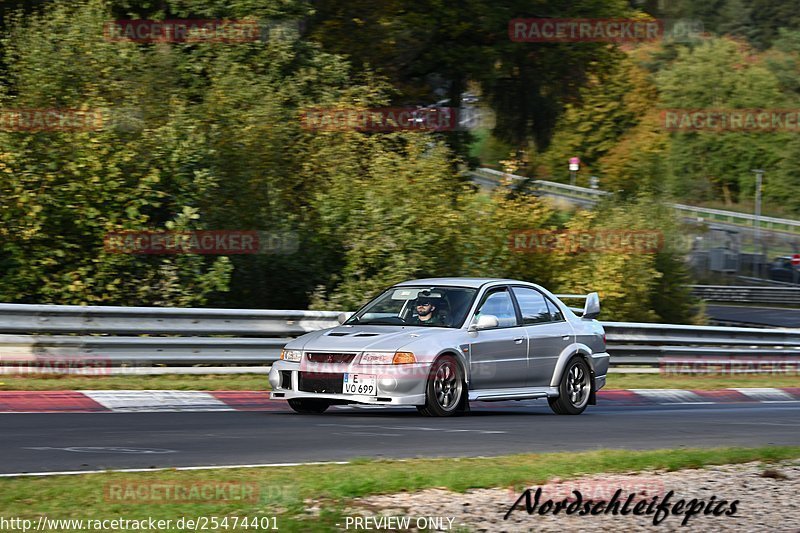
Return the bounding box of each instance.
[2,402,799,475]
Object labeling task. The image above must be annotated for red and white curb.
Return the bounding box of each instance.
[0,391,278,413]
[0,388,798,413]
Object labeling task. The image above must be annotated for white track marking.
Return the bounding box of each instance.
[0,461,350,478]
[731,388,796,402]
[81,390,232,412]
[628,389,708,404]
[317,423,506,434]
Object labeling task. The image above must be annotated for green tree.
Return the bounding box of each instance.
[0,0,234,305]
[307,135,467,310]
[656,37,792,205]
[748,0,800,49]
[0,0,384,307]
[553,196,699,323]
[309,0,633,157]
[539,47,658,185]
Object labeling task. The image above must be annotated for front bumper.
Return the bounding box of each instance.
[269,359,430,406]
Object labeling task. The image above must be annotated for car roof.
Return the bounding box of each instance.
[394,277,532,289]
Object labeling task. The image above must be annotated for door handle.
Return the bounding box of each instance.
[513,337,524,344]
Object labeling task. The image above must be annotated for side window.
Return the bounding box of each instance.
[546,298,565,322]
[476,289,519,328]
[512,287,564,324]
[511,287,551,324]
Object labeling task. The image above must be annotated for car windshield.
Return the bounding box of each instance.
[345,286,478,328]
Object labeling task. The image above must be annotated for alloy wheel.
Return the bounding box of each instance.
[567,362,590,408]
[433,359,462,410]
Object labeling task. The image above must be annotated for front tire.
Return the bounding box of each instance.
[549,356,591,415]
[288,398,330,414]
[417,355,467,417]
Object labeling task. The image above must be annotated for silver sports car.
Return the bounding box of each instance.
[269,278,609,416]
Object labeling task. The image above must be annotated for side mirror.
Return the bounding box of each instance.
[337,312,351,325]
[469,314,499,332]
[582,292,600,320]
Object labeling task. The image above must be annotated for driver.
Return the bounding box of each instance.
[410,294,446,326]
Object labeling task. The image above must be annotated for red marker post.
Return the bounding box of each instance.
[569,157,580,186]
[792,254,800,285]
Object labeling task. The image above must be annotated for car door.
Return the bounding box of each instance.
[510,286,574,388]
[467,286,529,390]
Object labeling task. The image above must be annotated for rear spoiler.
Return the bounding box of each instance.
[555,292,600,319]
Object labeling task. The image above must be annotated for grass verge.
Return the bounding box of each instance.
[0,372,797,391]
[606,373,800,390]
[1,446,798,532]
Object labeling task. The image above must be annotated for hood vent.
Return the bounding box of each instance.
[325,331,381,338]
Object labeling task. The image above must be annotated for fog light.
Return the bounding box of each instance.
[268,370,281,389]
[378,378,398,391]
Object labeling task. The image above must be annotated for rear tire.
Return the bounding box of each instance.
[548,356,591,415]
[288,398,330,414]
[417,355,467,417]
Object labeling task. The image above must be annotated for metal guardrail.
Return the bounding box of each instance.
[1,303,799,372]
[673,203,800,235]
[603,321,800,363]
[0,303,338,336]
[690,285,800,305]
[735,276,800,287]
[469,168,606,208]
[471,167,800,235]
[0,334,286,364]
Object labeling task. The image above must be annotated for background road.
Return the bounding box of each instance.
[706,305,800,327]
[2,402,799,475]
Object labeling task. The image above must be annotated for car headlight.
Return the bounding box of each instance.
[280,349,302,362]
[360,351,417,365]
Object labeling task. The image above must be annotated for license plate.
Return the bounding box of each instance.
[343,373,377,395]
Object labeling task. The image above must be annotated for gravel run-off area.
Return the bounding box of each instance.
[325,460,800,532]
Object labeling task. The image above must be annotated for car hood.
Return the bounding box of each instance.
[286,325,450,353]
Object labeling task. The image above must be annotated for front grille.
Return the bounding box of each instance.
[298,372,344,393]
[305,352,357,364]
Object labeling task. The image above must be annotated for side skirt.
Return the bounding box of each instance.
[468,387,559,402]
